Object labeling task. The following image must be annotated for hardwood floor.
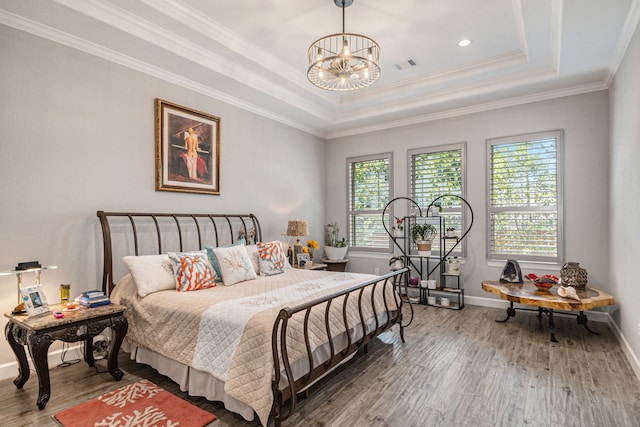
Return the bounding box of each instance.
[2,304,639,426]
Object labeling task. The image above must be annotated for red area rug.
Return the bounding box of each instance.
[53,379,216,426]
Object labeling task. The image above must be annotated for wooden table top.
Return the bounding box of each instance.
[481,280,614,311]
[5,303,126,331]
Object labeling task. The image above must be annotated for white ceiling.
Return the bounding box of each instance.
[1,0,638,138]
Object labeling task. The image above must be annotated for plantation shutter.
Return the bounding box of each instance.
[348,154,392,251]
[409,144,465,256]
[487,130,563,263]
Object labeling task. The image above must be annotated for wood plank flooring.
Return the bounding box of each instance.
[2,305,639,426]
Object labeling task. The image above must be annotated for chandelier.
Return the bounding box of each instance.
[307,0,381,91]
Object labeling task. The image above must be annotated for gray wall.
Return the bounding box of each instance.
[609,23,640,373]
[0,25,325,370]
[326,91,611,303]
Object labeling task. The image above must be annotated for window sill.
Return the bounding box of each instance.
[487,260,561,272]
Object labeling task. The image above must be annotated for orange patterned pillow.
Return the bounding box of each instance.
[257,241,286,276]
[168,251,217,292]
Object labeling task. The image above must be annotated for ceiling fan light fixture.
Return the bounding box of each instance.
[307,0,380,91]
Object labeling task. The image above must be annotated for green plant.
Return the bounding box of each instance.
[325,222,347,247]
[392,216,405,231]
[411,222,437,242]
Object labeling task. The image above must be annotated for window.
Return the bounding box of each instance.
[409,143,466,257]
[487,130,564,263]
[347,153,392,252]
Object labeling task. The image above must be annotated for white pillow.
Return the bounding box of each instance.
[212,244,257,286]
[122,254,175,297]
[245,244,261,275]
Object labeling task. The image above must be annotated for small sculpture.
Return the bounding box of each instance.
[557,285,580,301]
[500,259,523,283]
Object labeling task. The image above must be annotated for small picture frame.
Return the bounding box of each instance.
[297,253,310,267]
[20,285,50,317]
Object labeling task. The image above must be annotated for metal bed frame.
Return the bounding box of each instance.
[97,210,407,426]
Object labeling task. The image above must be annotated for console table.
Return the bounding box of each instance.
[481,280,614,342]
[4,303,128,409]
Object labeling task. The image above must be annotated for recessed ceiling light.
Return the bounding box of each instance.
[458,39,472,47]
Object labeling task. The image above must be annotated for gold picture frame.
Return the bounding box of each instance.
[155,99,221,195]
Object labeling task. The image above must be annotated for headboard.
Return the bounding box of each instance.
[97,211,262,295]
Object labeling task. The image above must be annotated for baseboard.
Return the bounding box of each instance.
[466,295,640,380]
[0,343,84,382]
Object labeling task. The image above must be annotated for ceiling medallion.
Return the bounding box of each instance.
[307,0,381,91]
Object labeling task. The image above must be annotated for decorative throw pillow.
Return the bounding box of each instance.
[245,244,261,275]
[211,244,257,286]
[122,254,175,297]
[168,250,217,292]
[204,239,245,282]
[257,241,287,276]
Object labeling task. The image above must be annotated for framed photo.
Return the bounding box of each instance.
[20,285,50,317]
[297,253,310,267]
[155,99,221,195]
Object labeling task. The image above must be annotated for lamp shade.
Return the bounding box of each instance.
[286,220,308,237]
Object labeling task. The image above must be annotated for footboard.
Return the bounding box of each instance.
[271,268,408,425]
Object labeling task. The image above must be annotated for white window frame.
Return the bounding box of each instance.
[347,153,393,253]
[486,130,564,264]
[408,143,467,258]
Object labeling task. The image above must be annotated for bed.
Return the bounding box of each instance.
[97,211,408,426]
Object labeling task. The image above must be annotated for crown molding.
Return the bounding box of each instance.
[326,80,608,140]
[0,9,327,138]
[52,0,334,121]
[603,0,640,86]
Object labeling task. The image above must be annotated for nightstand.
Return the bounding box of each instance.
[322,258,349,272]
[4,303,128,409]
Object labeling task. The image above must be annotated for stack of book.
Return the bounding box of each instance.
[79,290,111,308]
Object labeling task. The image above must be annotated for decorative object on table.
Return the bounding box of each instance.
[20,285,50,317]
[525,273,559,290]
[446,227,456,237]
[392,216,405,237]
[59,283,71,305]
[557,285,581,301]
[429,202,441,216]
[0,262,57,314]
[560,261,588,289]
[305,239,319,261]
[306,0,380,92]
[296,253,310,268]
[409,276,420,287]
[446,257,461,275]
[389,256,404,270]
[324,222,348,260]
[411,222,437,257]
[500,259,523,283]
[155,98,221,195]
[53,379,216,427]
[287,219,309,266]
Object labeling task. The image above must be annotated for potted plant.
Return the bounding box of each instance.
[389,256,404,270]
[411,222,437,257]
[391,216,405,237]
[447,256,461,275]
[446,227,456,237]
[429,202,442,216]
[324,222,348,260]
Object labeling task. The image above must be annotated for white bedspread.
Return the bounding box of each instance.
[112,269,397,426]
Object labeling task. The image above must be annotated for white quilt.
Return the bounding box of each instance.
[112,269,398,426]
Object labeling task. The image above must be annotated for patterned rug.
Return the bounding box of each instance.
[53,379,216,426]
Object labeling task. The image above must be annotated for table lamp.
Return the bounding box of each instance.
[286,220,308,267]
[0,261,57,314]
